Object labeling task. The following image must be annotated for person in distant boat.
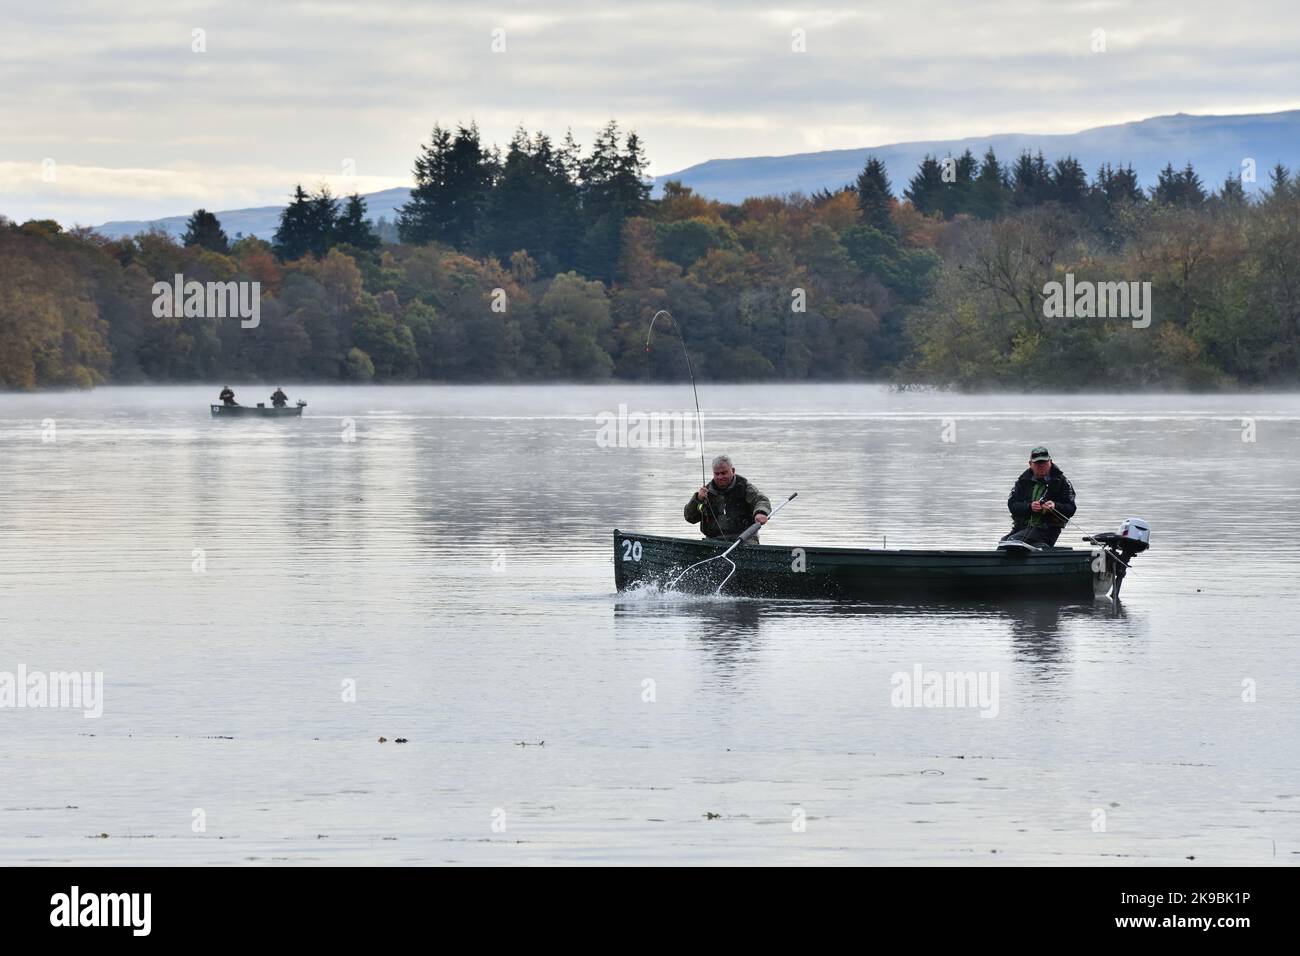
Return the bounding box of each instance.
[685,455,772,544]
[1002,446,1076,548]
[270,387,288,408]
[219,386,237,406]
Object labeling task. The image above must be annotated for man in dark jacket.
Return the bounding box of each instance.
[685,455,772,543]
[1002,446,1077,547]
[270,387,288,408]
[219,386,237,406]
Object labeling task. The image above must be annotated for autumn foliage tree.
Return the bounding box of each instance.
[4,126,1298,390]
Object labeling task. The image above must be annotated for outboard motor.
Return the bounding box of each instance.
[1085,518,1150,598]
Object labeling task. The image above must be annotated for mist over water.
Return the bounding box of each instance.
[1,384,1296,864]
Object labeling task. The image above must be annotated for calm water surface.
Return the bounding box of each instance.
[1,384,1297,864]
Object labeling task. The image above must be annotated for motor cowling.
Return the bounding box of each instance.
[1117,517,1150,546]
[1091,517,1150,556]
[1085,518,1151,597]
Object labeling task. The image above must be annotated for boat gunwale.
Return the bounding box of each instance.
[209,403,304,416]
[613,529,1095,561]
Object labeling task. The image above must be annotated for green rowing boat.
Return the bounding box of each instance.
[613,530,1139,600]
[210,401,307,418]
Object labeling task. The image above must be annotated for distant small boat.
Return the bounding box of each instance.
[210,400,307,418]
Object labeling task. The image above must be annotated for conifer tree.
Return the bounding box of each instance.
[181,209,229,254]
[855,157,895,232]
[904,155,945,215]
[971,148,1008,219]
[272,185,316,260]
[334,194,380,251]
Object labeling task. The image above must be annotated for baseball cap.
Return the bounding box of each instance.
[1030,446,1051,462]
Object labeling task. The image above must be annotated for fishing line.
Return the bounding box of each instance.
[645,310,707,488]
[645,310,720,531]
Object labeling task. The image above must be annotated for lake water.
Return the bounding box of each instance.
[1,384,1297,864]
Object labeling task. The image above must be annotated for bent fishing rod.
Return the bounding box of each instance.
[646,309,721,530]
[1037,503,1073,526]
[1016,506,1134,570]
[645,309,708,488]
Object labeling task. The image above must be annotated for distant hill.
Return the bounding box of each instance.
[652,110,1300,202]
[93,187,412,241]
[91,110,1300,239]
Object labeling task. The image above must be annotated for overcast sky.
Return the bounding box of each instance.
[3,0,1298,225]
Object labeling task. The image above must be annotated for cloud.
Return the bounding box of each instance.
[1,0,1298,224]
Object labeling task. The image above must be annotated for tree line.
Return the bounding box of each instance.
[2,122,1299,390]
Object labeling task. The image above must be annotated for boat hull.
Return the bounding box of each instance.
[210,404,304,418]
[613,530,1113,600]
